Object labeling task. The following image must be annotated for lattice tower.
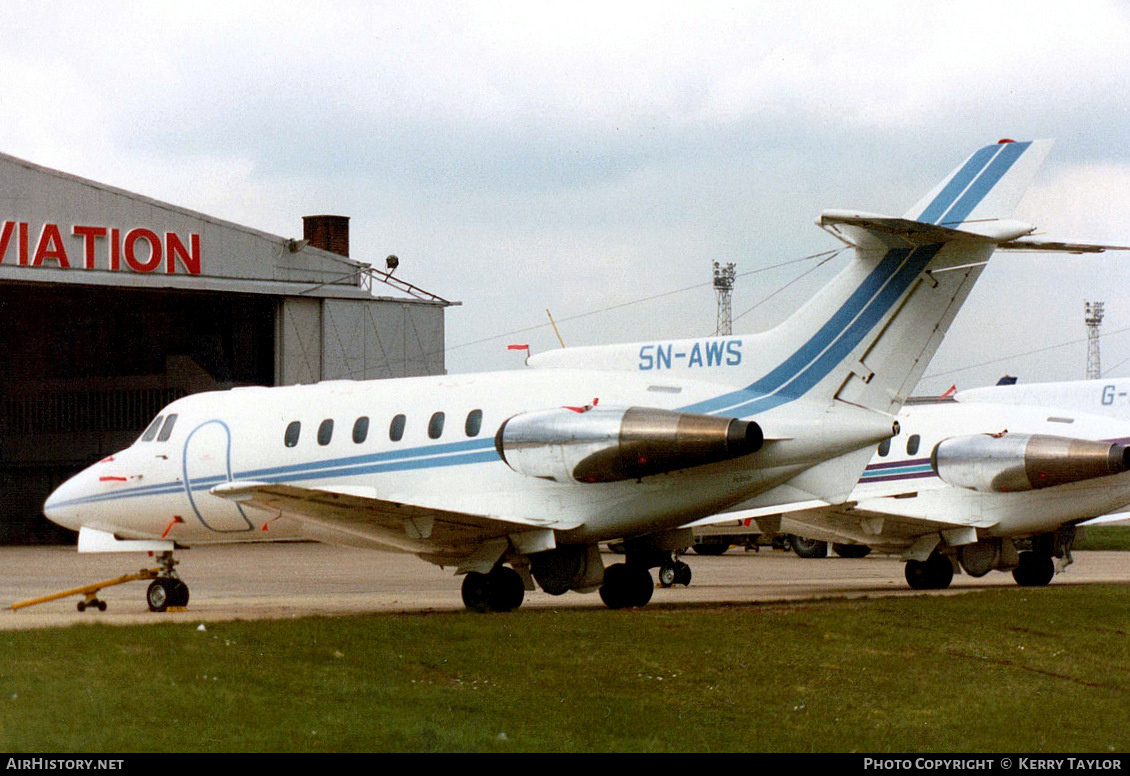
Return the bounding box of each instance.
[1085,300,1105,380]
[713,261,736,336]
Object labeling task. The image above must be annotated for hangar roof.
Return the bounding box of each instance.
[0,151,452,305]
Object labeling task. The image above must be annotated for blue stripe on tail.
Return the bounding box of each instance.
[916,144,1000,225]
[937,141,1030,226]
[681,243,941,417]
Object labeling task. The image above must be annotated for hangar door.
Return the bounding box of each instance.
[0,283,276,543]
[320,298,445,380]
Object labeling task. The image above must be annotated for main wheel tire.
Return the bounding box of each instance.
[905,559,930,590]
[461,572,492,613]
[928,552,954,589]
[487,566,525,612]
[1013,552,1055,587]
[691,543,729,556]
[904,553,954,590]
[599,563,654,609]
[658,564,678,588]
[463,567,526,612]
[627,565,654,608]
[790,535,828,559]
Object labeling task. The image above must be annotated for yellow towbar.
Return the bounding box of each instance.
[10,568,161,612]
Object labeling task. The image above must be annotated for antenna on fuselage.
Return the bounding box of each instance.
[546,309,566,348]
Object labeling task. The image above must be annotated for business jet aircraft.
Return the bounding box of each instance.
[695,377,1130,589]
[44,139,1063,613]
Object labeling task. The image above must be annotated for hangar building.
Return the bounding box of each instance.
[0,152,455,543]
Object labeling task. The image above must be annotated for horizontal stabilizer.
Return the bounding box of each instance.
[818,211,1037,250]
[997,240,1130,254]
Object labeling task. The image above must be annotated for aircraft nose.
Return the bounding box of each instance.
[43,472,89,531]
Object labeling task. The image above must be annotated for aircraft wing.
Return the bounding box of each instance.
[211,481,574,569]
[779,500,997,554]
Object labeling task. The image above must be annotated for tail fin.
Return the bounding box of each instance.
[683,140,1052,418]
[905,139,1052,228]
[527,141,1052,421]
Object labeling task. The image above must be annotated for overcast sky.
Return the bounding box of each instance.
[5,1,1130,392]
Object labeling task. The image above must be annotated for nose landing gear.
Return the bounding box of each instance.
[145,551,190,612]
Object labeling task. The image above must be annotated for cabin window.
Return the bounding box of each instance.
[353,416,370,444]
[465,409,483,437]
[156,414,178,442]
[907,434,921,456]
[318,419,334,446]
[141,415,164,442]
[877,438,890,457]
[428,412,445,439]
[389,414,406,442]
[284,421,301,448]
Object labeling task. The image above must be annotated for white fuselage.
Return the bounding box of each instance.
[776,391,1130,550]
[43,365,890,552]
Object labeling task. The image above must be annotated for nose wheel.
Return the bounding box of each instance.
[657,559,692,588]
[146,551,190,612]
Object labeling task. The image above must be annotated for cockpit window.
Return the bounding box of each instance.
[156,414,178,442]
[141,415,164,442]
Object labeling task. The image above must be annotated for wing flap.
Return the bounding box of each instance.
[211,481,567,557]
[778,503,994,552]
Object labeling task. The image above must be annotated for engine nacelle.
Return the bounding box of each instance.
[495,406,763,484]
[931,433,1130,493]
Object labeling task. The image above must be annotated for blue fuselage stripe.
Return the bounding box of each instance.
[48,440,498,509]
[744,248,912,395]
[682,242,941,417]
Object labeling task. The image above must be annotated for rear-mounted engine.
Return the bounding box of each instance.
[931,433,1130,492]
[495,406,763,484]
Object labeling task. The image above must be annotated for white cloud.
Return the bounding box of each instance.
[3,0,1130,382]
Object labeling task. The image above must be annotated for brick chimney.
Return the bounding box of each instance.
[302,215,350,257]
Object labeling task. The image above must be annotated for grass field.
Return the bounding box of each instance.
[1,586,1127,753]
[1076,526,1130,551]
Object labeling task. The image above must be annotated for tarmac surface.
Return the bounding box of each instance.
[2,542,1128,630]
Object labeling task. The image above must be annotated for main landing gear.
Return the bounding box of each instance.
[145,551,190,612]
[1012,550,1056,587]
[601,549,690,608]
[599,562,655,609]
[461,565,526,613]
[904,551,955,590]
